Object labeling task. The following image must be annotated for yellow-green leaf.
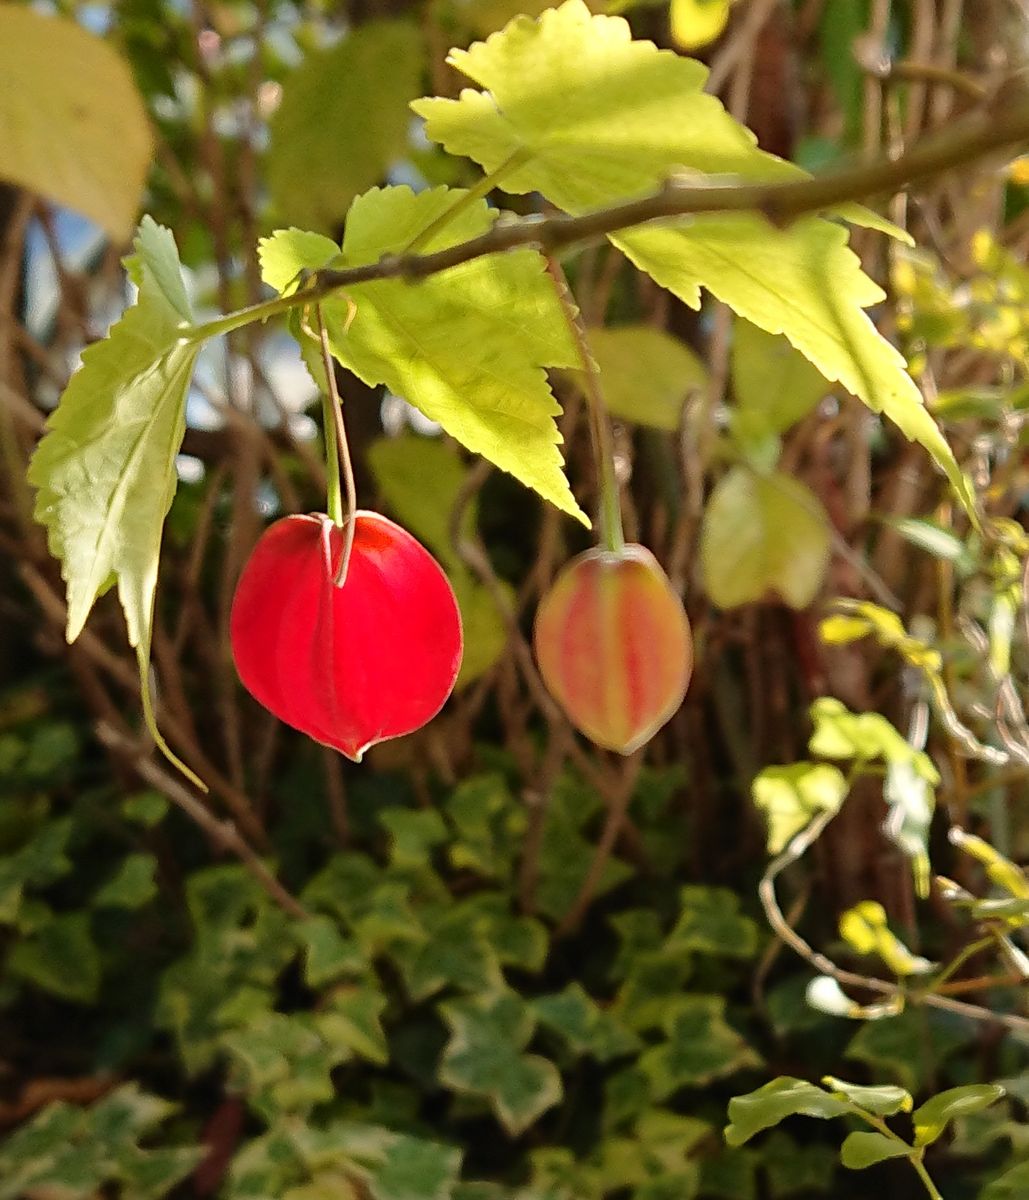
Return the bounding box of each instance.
[28,218,204,786]
[259,189,587,525]
[0,6,153,239]
[414,0,973,516]
[751,762,848,854]
[701,467,830,609]
[838,901,934,977]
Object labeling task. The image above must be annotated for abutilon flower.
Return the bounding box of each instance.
[230,511,462,760]
[534,544,693,754]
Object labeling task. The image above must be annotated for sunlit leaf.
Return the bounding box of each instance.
[259,191,586,524]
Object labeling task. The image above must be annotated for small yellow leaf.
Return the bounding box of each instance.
[670,0,732,51]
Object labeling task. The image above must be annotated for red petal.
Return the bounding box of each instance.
[231,511,462,759]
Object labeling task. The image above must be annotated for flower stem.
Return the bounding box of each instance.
[545,256,624,553]
[911,1152,945,1200]
[316,305,358,588]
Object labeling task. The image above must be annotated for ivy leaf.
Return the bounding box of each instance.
[28,217,205,785]
[639,996,760,1098]
[6,911,101,1003]
[296,915,368,988]
[92,852,158,910]
[224,1011,351,1119]
[839,1131,910,1169]
[665,885,759,959]
[393,909,505,1002]
[445,774,527,882]
[751,762,848,854]
[912,1084,1006,1147]
[0,7,153,238]
[438,990,563,1135]
[533,983,641,1061]
[267,20,425,231]
[762,1130,836,1198]
[259,190,586,525]
[701,468,830,609]
[316,986,390,1066]
[724,1078,851,1146]
[415,1,972,513]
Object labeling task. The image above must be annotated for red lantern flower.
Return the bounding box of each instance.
[534,544,693,754]
[230,511,462,760]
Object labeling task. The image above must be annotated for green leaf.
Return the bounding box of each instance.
[533,983,641,1061]
[912,1084,1006,1147]
[534,772,632,922]
[701,468,830,609]
[982,1161,1029,1200]
[839,1131,910,1169]
[665,885,759,959]
[92,852,158,910]
[259,193,587,525]
[438,989,563,1135]
[379,807,449,869]
[267,21,425,232]
[296,916,368,988]
[393,909,504,1002]
[670,0,732,50]
[638,995,760,1098]
[0,7,153,239]
[751,762,848,854]
[316,986,390,1066]
[28,218,204,785]
[6,911,101,1003]
[724,1077,850,1146]
[730,319,828,443]
[569,325,707,430]
[821,1076,912,1116]
[415,1,971,512]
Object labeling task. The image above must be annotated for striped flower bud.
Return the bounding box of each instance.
[534,545,692,754]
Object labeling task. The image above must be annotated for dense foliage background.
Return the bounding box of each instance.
[0,0,1026,1197]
